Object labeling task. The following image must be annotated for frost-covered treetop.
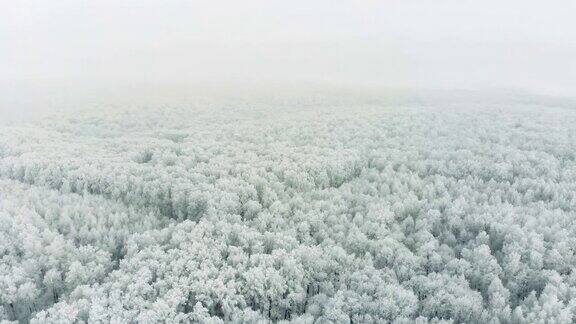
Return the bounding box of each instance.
[1,93,576,323]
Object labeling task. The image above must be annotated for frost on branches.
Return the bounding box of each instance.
[1,94,576,323]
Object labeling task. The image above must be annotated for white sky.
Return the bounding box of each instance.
[1,0,575,119]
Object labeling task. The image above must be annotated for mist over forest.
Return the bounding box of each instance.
[2,1,576,323]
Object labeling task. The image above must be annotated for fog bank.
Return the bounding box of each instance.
[1,0,575,122]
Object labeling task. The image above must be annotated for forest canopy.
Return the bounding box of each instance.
[1,94,576,323]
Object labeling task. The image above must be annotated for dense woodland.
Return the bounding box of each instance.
[1,95,576,323]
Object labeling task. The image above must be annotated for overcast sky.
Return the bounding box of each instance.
[1,0,575,121]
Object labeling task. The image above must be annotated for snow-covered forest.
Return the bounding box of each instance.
[1,93,575,323]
